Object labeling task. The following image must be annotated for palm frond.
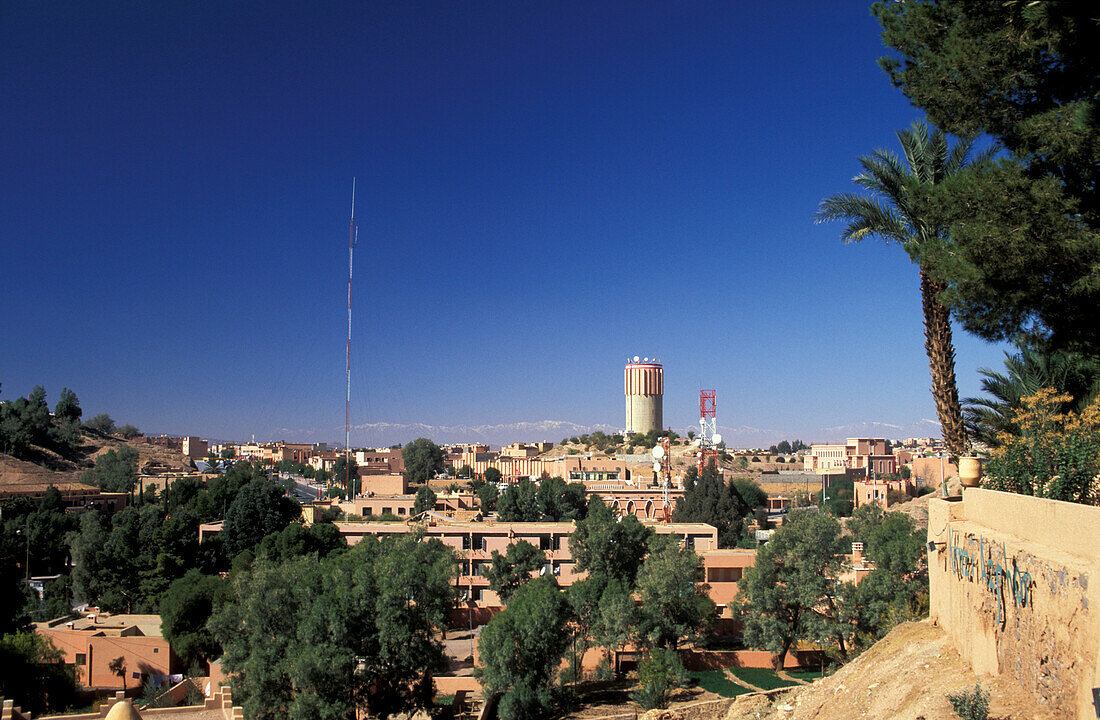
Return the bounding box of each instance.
[816,194,910,245]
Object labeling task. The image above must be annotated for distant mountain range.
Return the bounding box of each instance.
[257,417,945,449]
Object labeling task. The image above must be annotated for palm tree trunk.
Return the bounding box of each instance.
[920,269,969,459]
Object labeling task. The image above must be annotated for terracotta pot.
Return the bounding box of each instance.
[959,456,982,487]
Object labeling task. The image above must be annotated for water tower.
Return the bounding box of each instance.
[624,357,663,435]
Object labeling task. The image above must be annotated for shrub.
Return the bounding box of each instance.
[982,389,1100,505]
[947,684,989,720]
[630,649,687,710]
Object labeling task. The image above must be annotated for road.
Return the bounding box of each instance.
[283,473,322,504]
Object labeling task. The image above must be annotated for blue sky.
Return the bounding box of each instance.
[0,1,1011,445]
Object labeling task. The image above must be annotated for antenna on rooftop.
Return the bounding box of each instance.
[346,179,357,501]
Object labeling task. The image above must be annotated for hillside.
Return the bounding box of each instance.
[0,428,194,494]
[721,620,1046,720]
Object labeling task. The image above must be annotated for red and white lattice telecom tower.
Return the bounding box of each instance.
[698,389,717,472]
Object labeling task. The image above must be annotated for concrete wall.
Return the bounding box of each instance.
[913,456,958,487]
[927,489,1100,718]
[625,393,662,435]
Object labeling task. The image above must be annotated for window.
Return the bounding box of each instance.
[132,672,141,679]
[539,535,551,551]
[153,648,159,654]
[471,588,483,602]
[398,507,406,515]
[75,653,86,665]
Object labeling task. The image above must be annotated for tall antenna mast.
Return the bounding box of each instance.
[346,179,356,500]
[699,390,717,472]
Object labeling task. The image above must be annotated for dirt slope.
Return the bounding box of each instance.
[722,620,1055,720]
[0,430,193,492]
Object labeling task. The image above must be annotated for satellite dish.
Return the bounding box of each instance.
[652,446,665,459]
[653,462,662,472]
[633,355,640,363]
[644,357,649,362]
[713,433,723,445]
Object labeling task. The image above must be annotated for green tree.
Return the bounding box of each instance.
[570,496,652,585]
[740,510,846,667]
[81,447,139,493]
[842,509,928,652]
[635,535,715,649]
[255,522,346,563]
[630,649,687,710]
[673,463,744,547]
[0,632,78,715]
[117,424,141,440]
[875,0,1100,354]
[476,576,571,720]
[413,485,437,515]
[160,570,227,667]
[484,540,546,602]
[535,474,587,521]
[732,476,768,511]
[477,483,499,513]
[211,533,456,720]
[53,388,81,423]
[221,479,301,557]
[497,479,541,522]
[0,387,52,456]
[483,467,502,485]
[818,121,983,459]
[84,413,116,435]
[402,438,445,483]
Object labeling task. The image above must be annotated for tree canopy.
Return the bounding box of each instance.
[484,540,546,602]
[211,533,456,720]
[221,478,301,557]
[874,0,1100,354]
[476,576,571,720]
[635,535,715,649]
[740,510,846,667]
[570,496,652,585]
[673,463,750,548]
[402,438,445,483]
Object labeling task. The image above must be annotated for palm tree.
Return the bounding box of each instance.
[965,344,1100,445]
[817,121,987,459]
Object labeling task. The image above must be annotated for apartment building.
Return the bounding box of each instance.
[35,612,181,690]
[331,517,755,618]
[180,437,207,459]
[803,438,897,476]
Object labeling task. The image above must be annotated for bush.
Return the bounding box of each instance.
[983,389,1100,504]
[630,649,687,710]
[594,656,614,681]
[947,684,989,720]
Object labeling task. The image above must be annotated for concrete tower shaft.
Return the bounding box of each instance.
[624,360,663,434]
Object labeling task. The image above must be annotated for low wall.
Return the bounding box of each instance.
[681,649,814,670]
[928,489,1100,719]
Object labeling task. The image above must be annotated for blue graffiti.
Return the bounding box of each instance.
[947,530,1034,625]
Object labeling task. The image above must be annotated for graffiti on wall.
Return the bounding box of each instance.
[948,529,1034,626]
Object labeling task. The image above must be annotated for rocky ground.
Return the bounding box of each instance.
[719,620,1054,720]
